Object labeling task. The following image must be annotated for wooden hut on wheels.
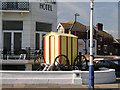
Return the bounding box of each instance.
[44,32,78,65]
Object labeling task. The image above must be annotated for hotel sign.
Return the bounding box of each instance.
[40,2,56,11]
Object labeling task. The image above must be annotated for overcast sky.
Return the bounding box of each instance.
[57,2,119,38]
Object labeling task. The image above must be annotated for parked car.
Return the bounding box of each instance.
[94,59,120,71]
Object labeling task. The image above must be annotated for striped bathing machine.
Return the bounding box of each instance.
[44,32,78,65]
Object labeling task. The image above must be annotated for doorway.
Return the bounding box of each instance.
[35,32,47,50]
[3,31,22,54]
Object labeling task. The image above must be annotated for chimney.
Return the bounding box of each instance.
[96,23,103,31]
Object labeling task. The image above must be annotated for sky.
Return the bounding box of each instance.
[57,1,119,38]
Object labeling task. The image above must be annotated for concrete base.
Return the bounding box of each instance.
[1,69,116,85]
[1,60,33,71]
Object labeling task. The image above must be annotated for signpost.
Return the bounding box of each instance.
[89,0,94,89]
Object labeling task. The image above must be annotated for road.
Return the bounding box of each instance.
[2,78,120,89]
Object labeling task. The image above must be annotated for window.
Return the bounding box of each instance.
[98,45,101,47]
[3,21,23,30]
[104,45,107,53]
[36,22,52,32]
[42,34,46,50]
[88,40,95,47]
[36,33,40,50]
[115,49,118,53]
[98,45,101,51]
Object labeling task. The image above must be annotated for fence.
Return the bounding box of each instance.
[0,47,44,60]
[0,1,29,11]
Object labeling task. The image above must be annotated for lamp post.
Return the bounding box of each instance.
[0,1,3,55]
[89,0,94,89]
[75,13,80,35]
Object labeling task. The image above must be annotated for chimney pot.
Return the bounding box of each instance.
[96,23,103,31]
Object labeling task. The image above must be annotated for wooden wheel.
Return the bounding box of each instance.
[53,55,71,71]
[33,50,44,71]
[73,55,89,70]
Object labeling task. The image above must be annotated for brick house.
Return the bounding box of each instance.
[57,21,97,55]
[96,23,120,56]
[113,39,120,55]
[57,21,120,56]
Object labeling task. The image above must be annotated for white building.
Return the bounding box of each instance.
[0,0,57,54]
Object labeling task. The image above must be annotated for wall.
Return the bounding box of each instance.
[78,39,85,54]
[30,2,57,48]
[1,69,116,84]
[86,39,97,55]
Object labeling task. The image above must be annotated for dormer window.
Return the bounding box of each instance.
[59,27,63,33]
[57,25,64,33]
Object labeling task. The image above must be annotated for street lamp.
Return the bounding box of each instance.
[89,0,94,89]
[74,13,80,35]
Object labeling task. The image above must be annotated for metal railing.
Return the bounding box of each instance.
[0,48,44,60]
[0,1,29,11]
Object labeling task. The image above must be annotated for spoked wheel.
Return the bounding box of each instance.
[33,55,44,71]
[73,55,89,70]
[53,55,71,71]
[73,55,82,70]
[34,57,42,71]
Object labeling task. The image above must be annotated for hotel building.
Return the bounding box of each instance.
[0,0,57,55]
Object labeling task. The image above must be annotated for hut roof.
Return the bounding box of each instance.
[44,32,78,38]
[60,21,86,32]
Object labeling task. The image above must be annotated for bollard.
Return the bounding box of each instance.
[26,47,31,60]
[3,49,7,60]
[25,63,32,71]
[79,52,82,70]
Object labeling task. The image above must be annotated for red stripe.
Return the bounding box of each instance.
[71,37,73,65]
[58,36,61,64]
[77,38,78,56]
[54,37,55,59]
[44,37,46,63]
[66,37,68,57]
[49,36,51,64]
[58,36,61,55]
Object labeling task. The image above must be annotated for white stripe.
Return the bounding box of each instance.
[46,37,49,64]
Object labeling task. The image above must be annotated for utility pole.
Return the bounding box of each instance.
[74,13,79,35]
[89,0,94,89]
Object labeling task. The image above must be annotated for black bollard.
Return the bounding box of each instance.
[26,47,31,60]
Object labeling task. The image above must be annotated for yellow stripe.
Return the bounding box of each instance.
[68,37,71,65]
[61,36,66,55]
[72,38,77,64]
[116,78,120,79]
[61,36,66,65]
[51,35,55,64]
[64,37,66,56]
[72,38,75,64]
[55,36,58,59]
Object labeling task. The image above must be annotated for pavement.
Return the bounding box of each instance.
[2,78,120,89]
[1,84,119,88]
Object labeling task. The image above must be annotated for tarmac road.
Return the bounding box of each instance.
[2,78,120,89]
